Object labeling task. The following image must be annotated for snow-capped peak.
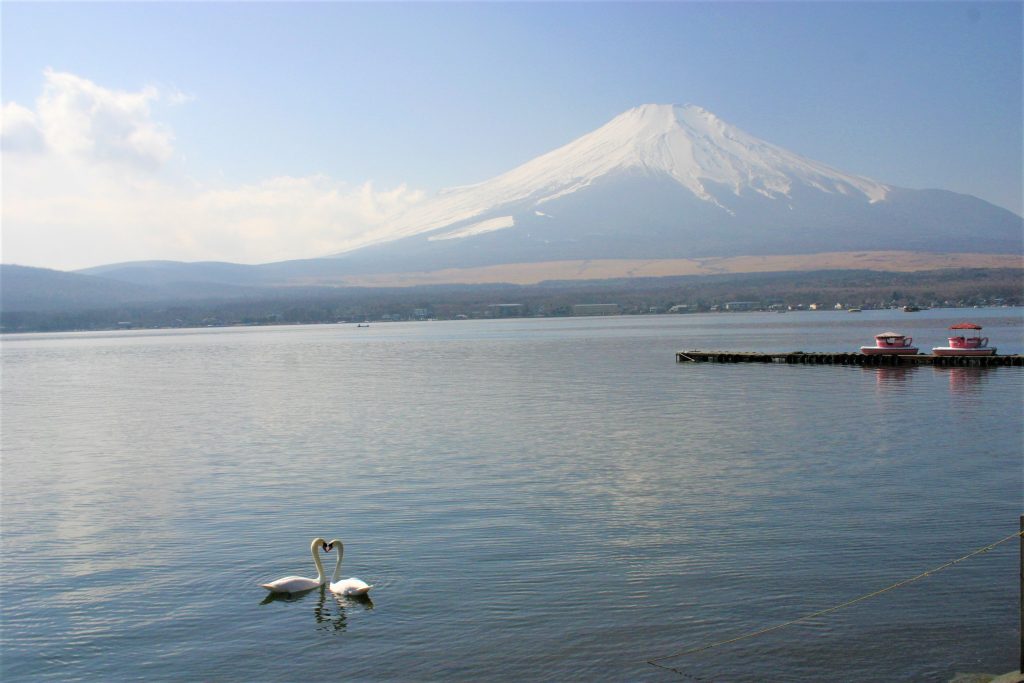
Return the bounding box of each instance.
[335,104,891,252]
[533,103,889,206]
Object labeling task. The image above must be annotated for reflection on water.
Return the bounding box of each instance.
[259,586,373,633]
[867,365,917,389]
[933,366,992,395]
[313,589,347,632]
[318,591,373,633]
[868,364,1002,396]
[259,589,318,606]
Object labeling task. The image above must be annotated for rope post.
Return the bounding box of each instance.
[1019,514,1023,675]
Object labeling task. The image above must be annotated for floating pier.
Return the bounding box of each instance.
[676,351,1024,367]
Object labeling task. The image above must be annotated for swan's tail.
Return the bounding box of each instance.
[347,585,373,596]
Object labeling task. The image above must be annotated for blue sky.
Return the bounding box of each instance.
[2,1,1021,269]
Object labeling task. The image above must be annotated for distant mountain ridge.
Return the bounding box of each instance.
[0,265,163,312]
[0,264,266,312]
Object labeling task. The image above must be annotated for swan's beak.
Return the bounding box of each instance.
[322,542,330,552]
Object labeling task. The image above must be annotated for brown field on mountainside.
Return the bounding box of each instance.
[321,251,1022,287]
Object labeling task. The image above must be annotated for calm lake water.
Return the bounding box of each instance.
[2,309,1022,682]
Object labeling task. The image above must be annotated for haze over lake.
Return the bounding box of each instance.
[2,308,1021,681]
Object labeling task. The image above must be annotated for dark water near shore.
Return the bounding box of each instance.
[2,308,1022,682]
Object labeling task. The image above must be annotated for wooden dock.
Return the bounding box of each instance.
[676,351,1024,367]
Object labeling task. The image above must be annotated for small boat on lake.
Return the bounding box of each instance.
[932,323,996,356]
[860,332,919,355]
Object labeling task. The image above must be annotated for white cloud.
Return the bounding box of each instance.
[2,70,424,270]
[1,102,46,153]
[15,68,176,171]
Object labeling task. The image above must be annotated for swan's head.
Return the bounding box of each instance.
[311,537,328,553]
[325,539,343,553]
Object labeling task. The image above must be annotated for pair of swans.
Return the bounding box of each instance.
[261,537,372,596]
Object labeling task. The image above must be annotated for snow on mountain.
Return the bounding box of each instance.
[428,215,515,241]
[326,103,1020,272]
[498,103,890,208]
[337,104,890,251]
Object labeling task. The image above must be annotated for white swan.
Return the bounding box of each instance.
[325,539,373,596]
[260,537,330,594]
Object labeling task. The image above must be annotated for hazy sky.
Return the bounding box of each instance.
[3,1,1021,271]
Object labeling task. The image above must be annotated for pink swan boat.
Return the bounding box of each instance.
[932,323,996,356]
[860,332,919,355]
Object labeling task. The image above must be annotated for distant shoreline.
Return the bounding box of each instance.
[4,305,1023,338]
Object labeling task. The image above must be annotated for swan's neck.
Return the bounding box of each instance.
[331,545,344,583]
[311,545,326,584]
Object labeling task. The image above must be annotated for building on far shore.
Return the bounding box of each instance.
[724,301,759,311]
[487,304,524,318]
[573,303,620,316]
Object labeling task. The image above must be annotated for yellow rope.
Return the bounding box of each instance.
[647,528,1024,673]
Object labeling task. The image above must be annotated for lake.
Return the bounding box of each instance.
[2,308,1022,681]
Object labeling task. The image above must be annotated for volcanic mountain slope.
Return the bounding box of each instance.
[328,104,1021,274]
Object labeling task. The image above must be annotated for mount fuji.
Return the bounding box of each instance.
[74,104,1020,291]
[327,104,1021,275]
